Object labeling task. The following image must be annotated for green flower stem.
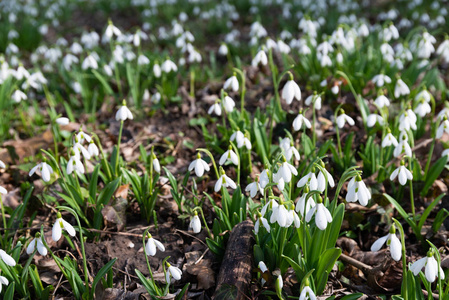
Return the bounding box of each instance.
[277,226,288,267]
[109,41,122,95]
[312,107,317,149]
[142,230,156,284]
[197,207,213,239]
[0,195,7,235]
[233,68,247,121]
[92,133,113,181]
[197,148,219,180]
[115,120,124,176]
[230,142,241,186]
[393,218,408,300]
[408,157,415,217]
[190,70,195,98]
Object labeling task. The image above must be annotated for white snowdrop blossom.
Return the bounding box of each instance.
[305,93,322,110]
[222,95,235,113]
[410,251,445,283]
[255,212,270,234]
[367,114,384,127]
[277,158,298,183]
[370,226,401,261]
[12,90,27,103]
[26,233,47,256]
[153,63,161,78]
[145,234,165,256]
[52,212,76,242]
[258,261,268,286]
[152,154,160,173]
[56,117,69,125]
[208,101,222,116]
[259,169,270,189]
[293,110,312,131]
[73,141,91,160]
[305,197,333,230]
[223,74,239,92]
[382,130,398,148]
[214,169,237,192]
[115,100,133,121]
[297,171,318,191]
[251,49,268,67]
[67,152,85,175]
[281,73,301,105]
[394,131,412,157]
[246,177,263,198]
[218,44,228,56]
[299,285,317,300]
[161,59,178,73]
[219,146,238,166]
[0,160,5,169]
[270,202,291,227]
[188,153,210,177]
[394,79,410,98]
[76,130,92,144]
[189,213,201,233]
[29,161,54,182]
[0,275,9,293]
[0,186,7,195]
[0,249,16,266]
[398,109,417,131]
[82,54,98,70]
[230,131,251,149]
[346,175,371,206]
[295,189,316,217]
[374,94,390,108]
[88,141,99,157]
[105,21,121,39]
[317,166,335,192]
[165,263,182,284]
[390,160,413,186]
[437,117,449,139]
[372,74,391,87]
[336,110,355,128]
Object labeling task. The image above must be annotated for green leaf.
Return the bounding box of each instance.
[340,293,364,300]
[383,193,418,233]
[4,281,15,300]
[163,167,178,194]
[316,248,341,294]
[417,193,445,231]
[253,118,269,164]
[421,156,447,196]
[90,258,117,298]
[92,69,113,95]
[98,178,120,206]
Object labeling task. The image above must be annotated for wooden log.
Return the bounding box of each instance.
[213,220,255,300]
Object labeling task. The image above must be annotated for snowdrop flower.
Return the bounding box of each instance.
[293,110,312,131]
[282,73,301,105]
[219,145,238,165]
[0,186,6,195]
[331,82,340,94]
[382,129,398,148]
[372,74,391,87]
[367,114,384,127]
[295,188,316,217]
[145,233,165,256]
[258,261,268,285]
[14,64,30,80]
[437,117,449,139]
[374,94,390,108]
[317,163,335,192]
[82,54,98,70]
[152,154,160,173]
[0,275,9,293]
[26,233,47,256]
[76,129,92,144]
[188,153,210,177]
[218,44,228,56]
[251,49,268,67]
[153,62,161,78]
[275,274,283,295]
[390,160,413,186]
[297,171,318,191]
[398,109,417,131]
[306,196,332,230]
[255,212,270,234]
[394,78,410,98]
[222,94,235,113]
[189,212,201,233]
[67,151,85,175]
[0,249,15,266]
[414,99,431,117]
[246,177,263,198]
[105,20,121,39]
[56,117,69,125]
[277,157,298,183]
[88,141,99,157]
[305,93,322,110]
[410,250,445,283]
[394,131,412,158]
[161,59,177,73]
[29,160,54,182]
[230,131,251,149]
[214,168,237,192]
[223,73,239,92]
[208,100,222,116]
[165,263,182,284]
[73,140,91,160]
[280,139,300,161]
[115,100,133,121]
[259,169,270,190]
[370,225,401,261]
[346,175,371,206]
[299,282,317,300]
[12,90,27,103]
[273,171,285,191]
[138,54,150,66]
[336,109,355,128]
[52,212,76,242]
[0,160,5,169]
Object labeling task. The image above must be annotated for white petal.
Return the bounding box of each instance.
[146,239,156,256]
[37,239,47,256]
[52,220,62,241]
[315,204,328,230]
[389,234,402,261]
[27,238,36,254]
[425,257,437,282]
[0,250,16,267]
[410,257,427,276]
[62,219,76,236]
[371,234,389,252]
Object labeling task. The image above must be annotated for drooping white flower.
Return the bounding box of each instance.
[394,79,410,98]
[259,169,270,190]
[255,212,270,234]
[165,263,182,284]
[293,110,312,131]
[138,54,150,66]
[145,234,165,256]
[282,74,301,105]
[382,130,398,148]
[437,117,449,139]
[0,186,7,195]
[398,109,417,131]
[26,234,47,256]
[273,171,285,191]
[277,159,298,183]
[251,49,268,67]
[222,95,235,113]
[223,74,239,92]
[56,117,69,125]
[188,153,210,177]
[12,90,27,103]
[67,152,85,175]
[372,74,392,87]
[414,99,431,117]
[208,101,222,116]
[0,160,5,169]
[152,154,160,173]
[297,171,318,191]
[189,212,201,233]
[374,94,390,108]
[370,226,401,261]
[219,146,238,165]
[317,166,335,192]
[410,251,445,283]
[305,93,322,110]
[299,286,317,300]
[115,100,133,121]
[87,141,99,157]
[73,142,91,160]
[336,109,355,128]
[0,275,9,293]
[214,169,237,192]
[230,131,251,149]
[29,161,54,182]
[367,114,384,127]
[82,54,98,70]
[105,21,121,39]
[0,249,16,266]
[346,175,371,206]
[390,161,413,186]
[52,212,76,242]
[258,261,268,286]
[218,44,228,56]
[394,131,412,158]
[153,62,161,78]
[295,189,316,217]
[305,198,333,230]
[246,178,263,198]
[161,59,178,73]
